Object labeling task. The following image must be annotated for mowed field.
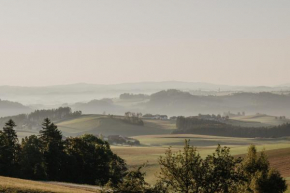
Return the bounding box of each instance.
[0,176,100,193]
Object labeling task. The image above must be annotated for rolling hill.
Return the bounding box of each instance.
[56,115,175,137]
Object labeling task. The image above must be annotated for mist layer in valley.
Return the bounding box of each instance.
[1,81,290,119]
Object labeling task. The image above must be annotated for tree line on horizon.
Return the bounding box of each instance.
[174,116,290,138]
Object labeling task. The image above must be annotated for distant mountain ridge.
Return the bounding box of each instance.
[0,81,289,107]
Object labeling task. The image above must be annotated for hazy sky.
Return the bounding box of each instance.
[0,0,289,86]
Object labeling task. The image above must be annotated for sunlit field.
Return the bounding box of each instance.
[0,176,99,193]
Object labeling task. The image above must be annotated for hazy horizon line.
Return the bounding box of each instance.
[0,80,289,88]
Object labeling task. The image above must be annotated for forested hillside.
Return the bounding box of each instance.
[0,99,31,117]
[0,107,81,130]
[173,116,290,138]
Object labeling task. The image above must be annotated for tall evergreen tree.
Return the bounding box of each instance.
[39,118,62,143]
[0,119,20,176]
[39,118,64,180]
[3,119,18,146]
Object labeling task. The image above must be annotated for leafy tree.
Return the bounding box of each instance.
[240,145,287,193]
[158,140,203,193]
[202,145,245,193]
[154,142,287,193]
[109,165,152,193]
[0,119,20,176]
[108,154,128,185]
[19,135,47,180]
[39,118,64,180]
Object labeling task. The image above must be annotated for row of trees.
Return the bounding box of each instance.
[109,141,287,193]
[174,116,290,138]
[124,112,144,126]
[0,119,127,186]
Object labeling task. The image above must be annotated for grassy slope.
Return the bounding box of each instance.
[56,115,174,137]
[0,176,99,193]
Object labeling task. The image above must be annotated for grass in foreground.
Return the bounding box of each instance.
[0,176,98,193]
